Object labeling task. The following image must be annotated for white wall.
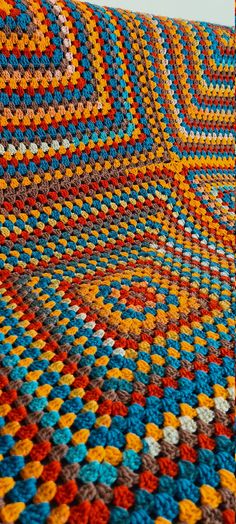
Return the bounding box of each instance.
[81,0,234,26]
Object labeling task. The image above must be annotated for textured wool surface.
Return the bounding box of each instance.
[0,1,235,523]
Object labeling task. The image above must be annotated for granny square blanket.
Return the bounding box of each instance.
[0,1,235,523]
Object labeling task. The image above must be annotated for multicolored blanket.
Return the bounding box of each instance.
[0,1,235,523]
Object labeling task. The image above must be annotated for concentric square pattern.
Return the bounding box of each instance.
[0,1,235,523]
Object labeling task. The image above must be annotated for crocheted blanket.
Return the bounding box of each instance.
[0,1,235,523]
